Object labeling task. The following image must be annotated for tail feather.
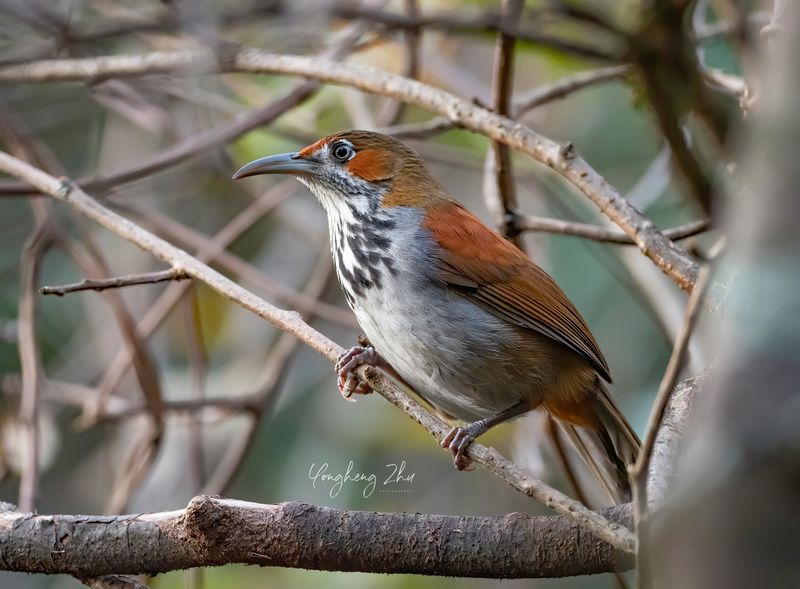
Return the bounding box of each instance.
[545,381,640,504]
[559,423,620,504]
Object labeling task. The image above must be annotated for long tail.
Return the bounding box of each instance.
[545,382,640,504]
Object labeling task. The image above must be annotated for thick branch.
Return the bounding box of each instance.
[0,496,633,578]
[0,48,700,291]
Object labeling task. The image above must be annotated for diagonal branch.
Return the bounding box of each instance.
[0,48,700,291]
[0,151,635,554]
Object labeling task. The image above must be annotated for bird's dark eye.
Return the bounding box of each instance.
[332,143,354,162]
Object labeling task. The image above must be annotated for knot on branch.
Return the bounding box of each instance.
[559,141,576,160]
[183,495,225,548]
[57,178,74,198]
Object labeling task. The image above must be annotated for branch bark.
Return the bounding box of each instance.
[0,372,702,579]
[0,48,701,291]
[0,496,633,579]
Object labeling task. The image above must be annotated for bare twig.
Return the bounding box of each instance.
[16,213,52,512]
[513,65,631,116]
[484,0,524,246]
[0,113,167,446]
[375,0,420,126]
[0,375,262,421]
[629,265,711,588]
[40,268,188,296]
[106,422,161,514]
[516,217,710,244]
[330,5,619,61]
[631,265,713,560]
[0,150,635,553]
[385,66,631,140]
[85,181,296,422]
[120,201,356,328]
[382,116,456,139]
[202,249,335,496]
[182,286,208,494]
[58,236,166,433]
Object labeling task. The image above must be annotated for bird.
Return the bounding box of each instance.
[233,130,640,501]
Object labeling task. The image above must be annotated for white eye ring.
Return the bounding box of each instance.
[332,143,354,162]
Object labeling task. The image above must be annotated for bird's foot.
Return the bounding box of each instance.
[441,421,486,471]
[335,343,383,401]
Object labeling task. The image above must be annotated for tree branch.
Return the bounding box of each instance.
[513,65,631,115]
[0,48,700,291]
[515,216,709,244]
[39,268,188,296]
[0,496,633,579]
[483,0,524,245]
[329,5,619,61]
[0,150,635,554]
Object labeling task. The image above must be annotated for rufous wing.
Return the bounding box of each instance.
[423,200,611,382]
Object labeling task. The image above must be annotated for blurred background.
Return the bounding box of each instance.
[0,0,754,587]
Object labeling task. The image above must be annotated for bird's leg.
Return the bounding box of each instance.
[335,336,388,400]
[442,401,529,470]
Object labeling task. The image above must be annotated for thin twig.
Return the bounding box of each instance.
[631,266,713,536]
[40,268,188,296]
[382,116,456,139]
[0,150,635,554]
[513,65,631,115]
[60,239,167,512]
[516,217,710,244]
[106,422,161,514]
[629,267,711,588]
[484,0,524,246]
[16,214,52,512]
[330,5,619,61]
[375,0,420,126]
[120,203,356,328]
[84,181,296,423]
[385,65,633,139]
[182,286,208,494]
[0,110,169,451]
[202,250,334,496]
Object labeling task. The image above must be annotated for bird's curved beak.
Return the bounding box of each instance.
[232,152,318,180]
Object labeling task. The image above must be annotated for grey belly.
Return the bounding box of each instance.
[352,280,550,422]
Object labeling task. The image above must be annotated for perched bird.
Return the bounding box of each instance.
[234,130,639,500]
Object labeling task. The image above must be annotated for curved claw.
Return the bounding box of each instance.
[335,345,381,400]
[441,426,477,471]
